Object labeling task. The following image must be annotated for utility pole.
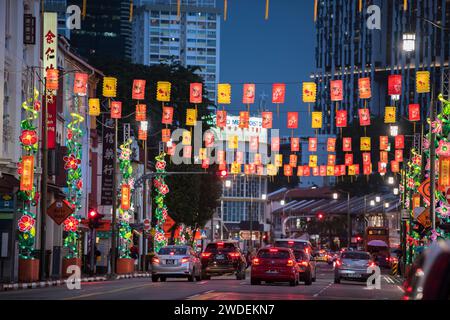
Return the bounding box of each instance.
[347,192,350,248]
[110,114,118,275]
[142,139,147,270]
[249,175,253,252]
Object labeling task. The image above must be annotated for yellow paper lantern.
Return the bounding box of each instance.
[309,155,318,168]
[199,148,207,160]
[157,81,172,102]
[267,164,278,176]
[88,98,100,116]
[217,83,231,104]
[384,107,396,123]
[360,137,371,151]
[103,77,117,97]
[231,162,241,174]
[182,130,191,146]
[186,108,197,126]
[311,112,323,129]
[416,71,430,93]
[327,166,335,176]
[275,154,283,167]
[303,82,317,103]
[228,135,238,149]
[348,165,356,176]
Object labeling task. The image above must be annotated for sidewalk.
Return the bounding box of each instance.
[0,272,152,292]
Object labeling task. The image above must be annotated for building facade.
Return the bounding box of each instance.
[132,0,221,101]
[314,0,450,135]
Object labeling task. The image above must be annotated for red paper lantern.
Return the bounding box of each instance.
[272,83,286,104]
[303,166,311,176]
[289,154,297,167]
[328,154,336,166]
[345,153,353,166]
[216,110,227,128]
[74,73,88,95]
[378,162,387,174]
[218,161,227,171]
[333,166,340,177]
[202,158,210,169]
[327,138,336,152]
[161,129,171,142]
[190,83,202,104]
[343,137,352,152]
[388,74,402,96]
[395,135,405,149]
[312,167,319,176]
[297,166,304,177]
[121,184,131,210]
[110,101,122,119]
[162,106,174,125]
[135,104,147,122]
[138,129,147,141]
[408,104,421,122]
[46,69,59,90]
[362,152,371,165]
[395,149,404,162]
[239,111,250,129]
[262,112,273,129]
[339,165,346,176]
[291,138,300,152]
[363,163,372,175]
[287,112,299,129]
[391,160,400,173]
[336,110,347,127]
[358,77,371,99]
[380,151,388,163]
[380,136,389,151]
[319,166,326,177]
[330,80,343,101]
[359,109,371,126]
[284,165,293,177]
[242,83,256,104]
[271,137,280,152]
[309,137,318,152]
[132,79,146,100]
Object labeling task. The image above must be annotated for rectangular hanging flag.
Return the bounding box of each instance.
[330,80,343,101]
[157,81,171,102]
[287,112,299,129]
[416,71,430,93]
[262,112,273,129]
[327,138,336,152]
[384,107,397,123]
[272,83,286,104]
[336,110,347,128]
[359,108,371,126]
[361,137,371,151]
[190,83,203,104]
[343,137,352,152]
[132,79,146,100]
[358,77,371,99]
[303,82,317,103]
[312,112,323,129]
[243,84,256,104]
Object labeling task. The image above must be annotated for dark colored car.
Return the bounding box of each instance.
[251,247,300,286]
[293,249,316,285]
[200,241,247,280]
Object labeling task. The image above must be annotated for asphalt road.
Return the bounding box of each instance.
[0,264,404,300]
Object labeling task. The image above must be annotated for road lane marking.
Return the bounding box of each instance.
[62,283,154,300]
[313,282,333,297]
[186,290,215,300]
[384,276,394,284]
[397,285,404,292]
[198,281,208,285]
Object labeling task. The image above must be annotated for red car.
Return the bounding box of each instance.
[251,247,300,286]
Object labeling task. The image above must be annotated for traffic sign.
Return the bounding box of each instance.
[418,179,431,202]
[47,200,74,225]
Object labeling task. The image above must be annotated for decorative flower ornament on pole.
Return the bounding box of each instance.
[153,152,169,252]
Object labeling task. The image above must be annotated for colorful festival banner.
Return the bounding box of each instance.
[330,80,343,101]
[358,77,371,99]
[243,83,256,104]
[303,82,317,103]
[190,83,203,104]
[416,71,430,93]
[218,83,231,104]
[132,79,146,100]
[157,81,171,102]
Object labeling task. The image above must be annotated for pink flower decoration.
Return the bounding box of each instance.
[436,140,450,157]
[423,137,430,149]
[431,229,440,241]
[437,203,450,218]
[432,119,443,134]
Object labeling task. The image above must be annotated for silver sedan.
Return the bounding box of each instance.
[151,245,202,282]
[334,251,375,283]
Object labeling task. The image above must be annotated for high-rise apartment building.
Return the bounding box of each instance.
[313,0,450,135]
[132,0,220,101]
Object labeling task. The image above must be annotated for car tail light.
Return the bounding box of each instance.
[288,241,294,245]
[269,248,278,252]
[170,252,175,256]
[152,257,160,264]
[217,242,224,246]
[228,252,240,258]
[252,258,260,266]
[299,261,309,267]
[368,261,376,267]
[287,259,295,267]
[180,257,190,264]
[305,248,310,254]
[335,259,342,267]
[201,252,212,259]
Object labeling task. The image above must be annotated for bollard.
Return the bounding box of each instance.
[391,261,398,276]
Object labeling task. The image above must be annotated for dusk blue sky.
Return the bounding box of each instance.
[217,0,316,136]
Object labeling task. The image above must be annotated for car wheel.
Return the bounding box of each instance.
[251,278,260,285]
[160,276,167,282]
[289,280,297,287]
[305,273,312,286]
[188,271,195,282]
[334,277,340,284]
[151,275,159,282]
[195,272,202,281]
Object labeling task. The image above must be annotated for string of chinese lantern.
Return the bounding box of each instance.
[224,0,228,21]
[82,0,87,19]
[129,0,134,22]
[265,0,269,20]
[404,0,408,11]
[62,96,85,259]
[359,0,363,12]
[17,88,40,259]
[314,0,318,22]
[154,152,169,253]
[118,139,134,258]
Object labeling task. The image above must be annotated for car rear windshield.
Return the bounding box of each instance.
[258,250,290,259]
[341,252,370,260]
[294,251,307,260]
[158,247,188,255]
[205,243,236,253]
[274,241,308,250]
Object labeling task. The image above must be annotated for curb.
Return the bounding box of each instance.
[0,273,152,292]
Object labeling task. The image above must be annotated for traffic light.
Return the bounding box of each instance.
[217,170,228,178]
[87,208,105,229]
[316,212,325,220]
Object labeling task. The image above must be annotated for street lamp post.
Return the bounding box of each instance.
[333,191,351,248]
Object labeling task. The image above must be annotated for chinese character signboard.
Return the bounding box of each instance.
[43,12,57,77]
[101,116,115,205]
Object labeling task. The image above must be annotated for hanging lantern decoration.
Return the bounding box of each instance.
[228,135,239,149]
[161,129,171,143]
[262,112,273,129]
[303,166,311,176]
[135,104,147,122]
[250,136,259,152]
[186,108,197,126]
[327,154,336,166]
[320,166,327,177]
[380,136,389,151]
[231,162,241,174]
[408,104,421,122]
[384,106,397,123]
[359,108,371,126]
[348,165,356,176]
[271,137,280,152]
[217,83,231,104]
[358,77,371,99]
[297,166,304,177]
[272,83,286,104]
[162,106,174,125]
[416,71,430,93]
[284,165,293,177]
[46,69,59,90]
[378,162,387,175]
[138,129,147,141]
[202,158,210,170]
[239,111,250,129]
[291,137,300,152]
[360,137,371,151]
[438,157,450,191]
[327,138,336,152]
[274,154,283,167]
[362,152,371,165]
[287,112,298,129]
[339,164,346,176]
[308,137,318,152]
[309,155,318,168]
[254,153,262,166]
[311,112,323,129]
[330,80,343,101]
[121,184,131,210]
[88,98,101,116]
[289,154,298,168]
[236,151,244,164]
[183,145,192,158]
[256,165,264,176]
[20,156,35,191]
[380,151,388,163]
[216,110,227,128]
[336,110,347,128]
[132,79,146,100]
[73,73,88,96]
[243,83,256,104]
[267,164,277,176]
[363,163,372,175]
[204,131,215,148]
[395,149,404,162]
[217,150,226,164]
[343,137,352,152]
[345,153,354,166]
[197,148,206,160]
[103,77,117,97]
[156,81,171,102]
[190,83,203,104]
[110,101,122,119]
[302,82,317,103]
[395,135,405,149]
[182,130,192,146]
[391,160,400,173]
[388,74,402,96]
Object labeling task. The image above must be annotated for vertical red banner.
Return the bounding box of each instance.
[43,93,56,149]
